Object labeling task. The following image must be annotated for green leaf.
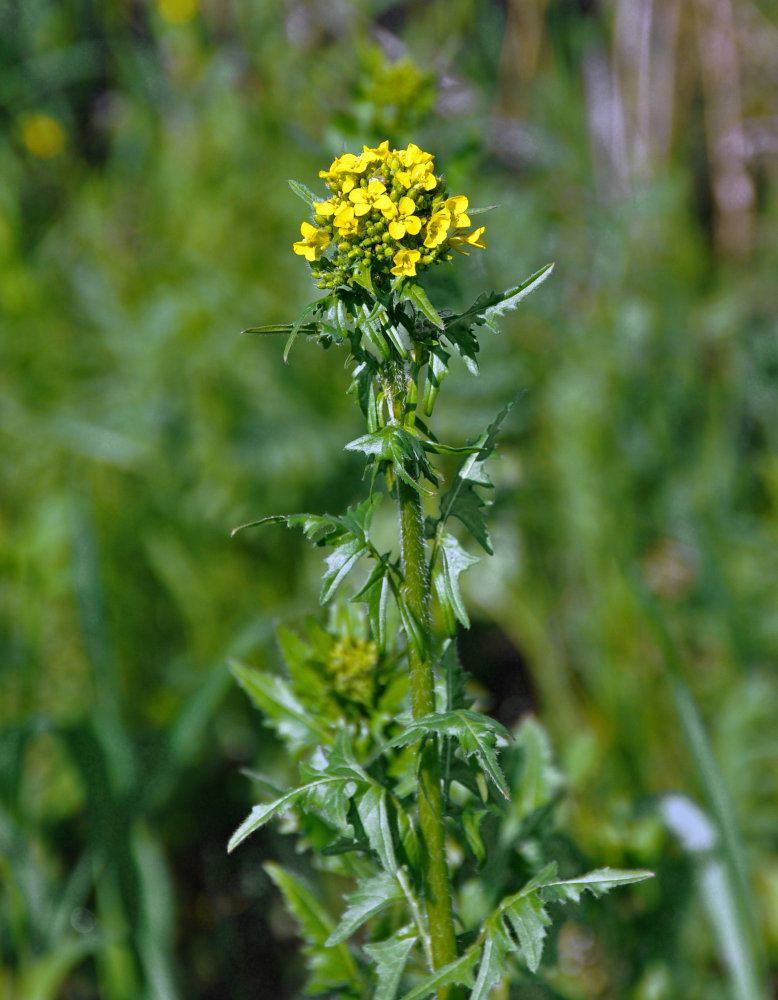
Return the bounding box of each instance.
[421,345,450,416]
[466,204,499,216]
[470,931,509,1000]
[397,949,477,1000]
[461,810,488,868]
[321,537,367,604]
[228,774,354,852]
[393,800,420,870]
[403,282,444,329]
[447,263,554,333]
[345,427,437,496]
[401,862,653,1000]
[434,532,480,628]
[439,483,492,554]
[285,299,322,363]
[275,626,328,708]
[230,659,331,749]
[480,262,554,331]
[388,710,510,799]
[288,178,318,207]
[326,873,404,946]
[242,323,316,335]
[434,264,552,376]
[510,715,565,825]
[441,639,474,712]
[356,784,398,874]
[353,260,375,295]
[541,867,655,903]
[502,894,551,973]
[264,863,358,993]
[355,563,391,652]
[441,321,480,376]
[435,396,520,553]
[392,582,427,661]
[364,932,417,1000]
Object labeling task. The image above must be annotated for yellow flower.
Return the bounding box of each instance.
[349,180,393,217]
[333,203,359,235]
[387,196,422,240]
[396,162,437,191]
[319,152,368,194]
[444,196,470,228]
[391,248,421,277]
[398,142,434,169]
[423,209,451,248]
[158,0,198,23]
[21,114,65,158]
[293,221,330,261]
[449,226,487,254]
[360,140,390,166]
[293,140,485,288]
[324,153,361,175]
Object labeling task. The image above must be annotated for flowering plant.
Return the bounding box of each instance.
[293,142,485,285]
[231,142,651,1000]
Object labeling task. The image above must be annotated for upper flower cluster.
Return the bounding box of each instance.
[293,141,486,288]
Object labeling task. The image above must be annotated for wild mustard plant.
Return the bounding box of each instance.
[230,142,651,999]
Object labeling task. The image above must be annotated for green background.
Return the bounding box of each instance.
[2,1,777,997]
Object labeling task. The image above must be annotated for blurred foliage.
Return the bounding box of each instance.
[1,0,777,998]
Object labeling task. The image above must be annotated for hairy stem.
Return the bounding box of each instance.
[398,478,458,988]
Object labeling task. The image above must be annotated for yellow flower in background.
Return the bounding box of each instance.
[158,0,198,24]
[387,197,422,240]
[449,226,487,254]
[293,221,330,261]
[391,248,421,277]
[21,114,65,158]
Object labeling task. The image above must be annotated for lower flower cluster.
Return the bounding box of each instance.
[293,141,486,287]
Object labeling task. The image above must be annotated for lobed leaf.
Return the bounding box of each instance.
[433,532,480,629]
[356,785,398,874]
[364,932,418,1000]
[400,861,652,999]
[321,537,367,604]
[541,867,655,903]
[388,710,510,799]
[230,660,332,750]
[326,873,404,946]
[346,426,438,496]
[479,262,554,331]
[435,396,521,553]
[264,863,358,993]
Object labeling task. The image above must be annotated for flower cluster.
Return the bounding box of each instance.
[293,141,486,288]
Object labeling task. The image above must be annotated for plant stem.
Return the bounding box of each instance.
[397,478,458,986]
